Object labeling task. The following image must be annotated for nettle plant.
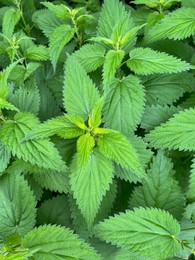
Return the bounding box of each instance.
[0,0,195,259]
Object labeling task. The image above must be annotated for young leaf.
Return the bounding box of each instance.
[0,112,66,171]
[49,24,75,70]
[0,173,36,238]
[21,225,100,259]
[0,98,19,112]
[129,151,185,219]
[41,2,71,21]
[63,56,100,120]
[103,75,145,134]
[77,134,95,168]
[103,49,125,86]
[0,142,11,172]
[127,48,192,75]
[24,45,49,61]
[22,115,84,141]
[2,8,21,38]
[145,7,195,43]
[98,130,145,176]
[93,207,181,259]
[88,97,104,128]
[73,43,106,72]
[145,108,195,151]
[70,148,114,228]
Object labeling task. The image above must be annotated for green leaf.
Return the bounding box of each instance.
[2,8,21,38]
[145,108,195,151]
[22,115,84,141]
[9,78,40,115]
[103,75,145,134]
[24,45,49,61]
[88,97,104,128]
[0,112,66,171]
[37,195,72,228]
[103,49,125,86]
[77,134,95,168]
[129,151,185,219]
[133,0,181,8]
[70,148,114,228]
[145,7,195,43]
[0,142,11,172]
[21,225,100,259]
[73,43,106,72]
[0,98,19,112]
[93,207,181,259]
[0,173,36,238]
[41,2,71,21]
[127,48,192,75]
[49,24,75,70]
[63,56,100,120]
[98,130,145,177]
[187,157,195,201]
[142,72,194,106]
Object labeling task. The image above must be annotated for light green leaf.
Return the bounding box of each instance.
[77,134,95,168]
[127,48,192,75]
[145,108,195,151]
[93,207,181,259]
[21,225,100,259]
[0,98,19,112]
[9,78,40,115]
[133,0,180,8]
[24,62,41,80]
[0,112,66,171]
[2,8,21,38]
[63,56,100,120]
[24,45,49,61]
[129,151,185,219]
[0,173,36,238]
[88,97,104,128]
[22,115,84,141]
[103,49,125,86]
[70,148,114,228]
[49,24,75,70]
[73,43,106,72]
[187,157,195,201]
[37,195,72,228]
[103,75,145,134]
[145,7,195,43]
[41,2,71,21]
[98,130,145,177]
[0,142,11,172]
[182,0,195,8]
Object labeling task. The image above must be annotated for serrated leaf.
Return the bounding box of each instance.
[133,0,181,8]
[25,175,43,201]
[73,43,106,72]
[98,130,145,177]
[0,142,11,172]
[0,97,19,112]
[0,112,66,171]
[103,75,145,134]
[37,195,72,228]
[70,148,114,228]
[93,207,181,259]
[88,97,104,128]
[141,105,182,131]
[22,115,84,141]
[9,78,40,115]
[25,45,49,61]
[103,49,125,86]
[187,157,195,201]
[145,7,195,43]
[63,56,100,120]
[24,62,41,80]
[142,72,194,106]
[0,173,36,238]
[2,8,21,38]
[49,24,75,70]
[77,134,95,168]
[127,48,192,75]
[21,225,100,259]
[129,151,185,219]
[145,108,195,151]
[42,2,71,21]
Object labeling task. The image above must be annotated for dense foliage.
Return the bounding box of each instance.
[0,0,195,259]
